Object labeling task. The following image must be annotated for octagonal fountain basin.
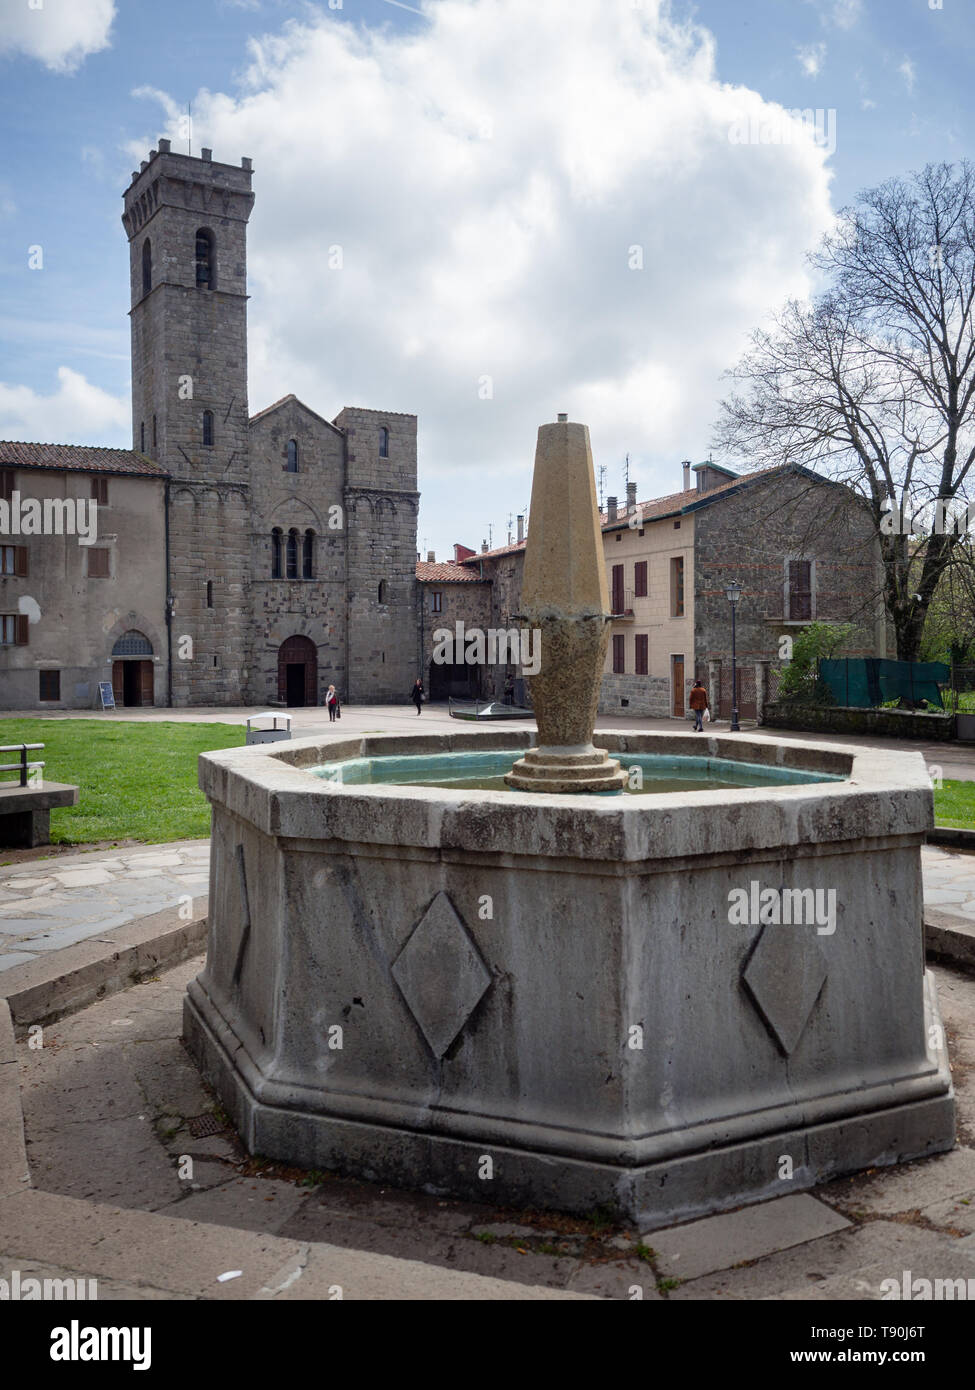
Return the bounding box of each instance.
[185,727,954,1230]
[310,747,845,795]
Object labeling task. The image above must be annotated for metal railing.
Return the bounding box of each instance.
[0,743,45,787]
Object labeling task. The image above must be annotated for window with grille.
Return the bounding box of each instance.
[635,634,649,675]
[788,559,813,620]
[613,633,625,674]
[39,670,60,701]
[634,561,648,598]
[670,556,684,617]
[111,630,152,657]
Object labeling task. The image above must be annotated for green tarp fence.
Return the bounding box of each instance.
[818,658,950,709]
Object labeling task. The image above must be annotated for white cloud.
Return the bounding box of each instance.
[126,0,834,548]
[0,367,128,443]
[899,58,917,94]
[803,0,862,29]
[0,0,115,74]
[796,42,827,78]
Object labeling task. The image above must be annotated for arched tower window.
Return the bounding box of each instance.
[206,580,213,609]
[140,421,145,452]
[202,410,214,447]
[379,426,389,459]
[271,528,282,579]
[152,415,157,449]
[142,239,152,297]
[286,439,299,473]
[286,528,299,580]
[195,228,216,289]
[378,579,387,604]
[303,529,315,579]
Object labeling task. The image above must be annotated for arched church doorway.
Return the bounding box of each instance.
[111,630,154,707]
[278,635,318,707]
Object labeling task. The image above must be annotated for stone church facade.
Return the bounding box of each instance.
[0,142,419,709]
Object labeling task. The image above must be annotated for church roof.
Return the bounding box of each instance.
[0,441,167,477]
[249,394,344,434]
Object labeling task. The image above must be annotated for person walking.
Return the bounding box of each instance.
[411,677,424,715]
[689,679,709,731]
[326,684,341,722]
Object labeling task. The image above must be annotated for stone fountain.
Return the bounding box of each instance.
[185,418,954,1230]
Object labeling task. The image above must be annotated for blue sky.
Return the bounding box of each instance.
[0,0,971,557]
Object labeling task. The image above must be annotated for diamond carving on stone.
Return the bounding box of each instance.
[391,891,492,1058]
[742,925,828,1056]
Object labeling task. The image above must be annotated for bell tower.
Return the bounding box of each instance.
[122,140,255,704]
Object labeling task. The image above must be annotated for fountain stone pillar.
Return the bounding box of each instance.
[506,418,628,794]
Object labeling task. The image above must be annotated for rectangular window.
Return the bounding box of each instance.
[788,559,813,620]
[431,591,443,613]
[635,633,649,675]
[612,633,625,674]
[1,545,26,576]
[87,548,111,579]
[611,564,625,614]
[670,556,685,617]
[39,670,60,702]
[634,561,648,598]
[0,469,14,502]
[91,477,109,506]
[1,614,28,645]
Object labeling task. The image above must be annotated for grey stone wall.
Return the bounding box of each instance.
[597,672,672,717]
[692,470,885,674]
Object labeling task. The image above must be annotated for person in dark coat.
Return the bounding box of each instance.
[411,678,424,714]
[689,680,709,732]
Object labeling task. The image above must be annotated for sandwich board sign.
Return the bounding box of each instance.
[98,681,116,710]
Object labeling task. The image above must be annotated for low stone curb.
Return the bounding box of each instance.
[928,826,975,850]
[926,908,975,974]
[0,901,208,1037]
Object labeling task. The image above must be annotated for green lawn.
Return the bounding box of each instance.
[933,779,975,830]
[0,720,246,847]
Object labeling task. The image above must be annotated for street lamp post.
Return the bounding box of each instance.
[725,581,742,732]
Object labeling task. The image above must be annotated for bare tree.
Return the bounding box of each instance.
[714,162,975,661]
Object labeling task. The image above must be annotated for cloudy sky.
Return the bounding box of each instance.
[0,0,971,557]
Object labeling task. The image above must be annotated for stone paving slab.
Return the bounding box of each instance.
[647,1194,852,1281]
[821,1146,975,1218]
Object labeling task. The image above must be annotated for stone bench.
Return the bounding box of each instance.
[0,744,79,848]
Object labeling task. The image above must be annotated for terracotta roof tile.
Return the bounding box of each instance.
[416,561,488,583]
[0,441,167,478]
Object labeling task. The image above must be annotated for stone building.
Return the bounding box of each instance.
[423,460,887,719]
[0,143,419,709]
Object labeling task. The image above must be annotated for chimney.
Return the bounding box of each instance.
[517,514,524,543]
[607,496,618,523]
[626,481,637,514]
[158,138,171,154]
[481,539,489,554]
[201,148,212,162]
[426,550,435,563]
[682,460,692,492]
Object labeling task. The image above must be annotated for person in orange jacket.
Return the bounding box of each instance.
[689,679,709,732]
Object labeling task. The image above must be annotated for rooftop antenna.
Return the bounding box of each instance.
[488,522,494,549]
[597,464,607,511]
[624,452,630,489]
[506,512,513,546]
[187,102,192,156]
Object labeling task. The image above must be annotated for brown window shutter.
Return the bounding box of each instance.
[14,546,28,577]
[15,613,29,645]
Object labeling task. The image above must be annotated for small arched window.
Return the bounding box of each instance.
[286,528,299,580]
[378,579,387,605]
[286,439,299,473]
[379,427,389,459]
[195,228,216,289]
[140,421,145,452]
[202,410,214,447]
[152,414,157,449]
[142,239,152,297]
[206,580,213,609]
[303,529,315,579]
[271,528,282,579]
